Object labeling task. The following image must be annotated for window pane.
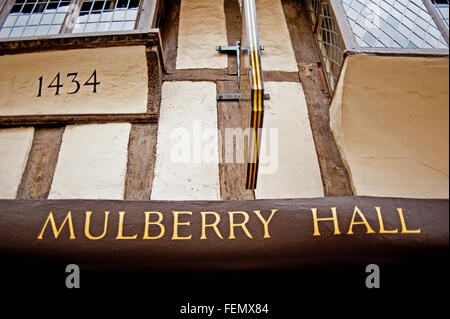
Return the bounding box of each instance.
[35,24,50,35]
[97,21,110,31]
[0,0,70,38]
[10,4,24,13]
[73,0,141,34]
[342,0,448,49]
[100,11,113,21]
[84,23,98,32]
[48,24,61,34]
[23,25,37,36]
[432,0,450,28]
[28,13,44,25]
[88,12,101,22]
[0,28,12,38]
[9,26,25,37]
[41,13,55,25]
[3,16,19,28]
[129,0,139,8]
[92,0,105,11]
[125,9,137,21]
[123,20,134,30]
[110,20,123,31]
[117,0,128,9]
[1,0,142,37]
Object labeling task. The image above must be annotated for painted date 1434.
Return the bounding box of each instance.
[37,70,100,97]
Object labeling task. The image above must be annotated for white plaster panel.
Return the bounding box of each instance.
[330,55,449,199]
[0,46,148,116]
[0,127,34,199]
[176,0,228,69]
[256,0,298,72]
[49,123,131,200]
[152,81,220,200]
[255,82,324,199]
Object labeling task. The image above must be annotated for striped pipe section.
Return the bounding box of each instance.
[242,0,264,190]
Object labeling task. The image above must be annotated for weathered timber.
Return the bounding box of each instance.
[298,63,353,196]
[158,0,181,73]
[224,0,241,75]
[281,0,353,196]
[163,69,235,82]
[281,0,321,64]
[217,80,255,200]
[16,127,65,199]
[263,71,300,82]
[124,124,158,200]
[0,114,158,128]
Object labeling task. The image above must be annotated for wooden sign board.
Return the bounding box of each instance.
[0,197,447,271]
[240,0,264,190]
[0,45,148,116]
[0,34,163,128]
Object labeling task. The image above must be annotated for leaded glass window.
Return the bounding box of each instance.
[342,0,448,48]
[0,0,70,38]
[0,0,150,38]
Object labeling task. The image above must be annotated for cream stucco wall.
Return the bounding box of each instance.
[48,123,131,199]
[255,82,324,199]
[0,46,148,115]
[330,55,449,199]
[151,81,220,200]
[0,127,34,199]
[256,0,298,72]
[176,0,228,69]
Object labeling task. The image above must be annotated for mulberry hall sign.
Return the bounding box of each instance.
[36,205,421,241]
[0,197,448,271]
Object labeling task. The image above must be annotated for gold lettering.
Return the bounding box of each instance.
[200,212,223,239]
[253,209,278,238]
[116,211,137,239]
[375,207,398,234]
[397,208,421,234]
[143,212,165,239]
[311,207,341,236]
[85,211,110,240]
[172,211,192,240]
[348,206,376,235]
[228,212,253,239]
[37,211,75,239]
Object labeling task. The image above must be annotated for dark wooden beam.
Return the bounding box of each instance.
[280,0,321,64]
[263,71,300,82]
[224,0,241,75]
[158,0,181,73]
[163,69,235,82]
[282,0,353,196]
[124,124,158,200]
[217,80,255,200]
[164,70,301,83]
[299,63,353,196]
[0,113,158,128]
[146,46,162,113]
[0,31,159,56]
[16,127,65,199]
